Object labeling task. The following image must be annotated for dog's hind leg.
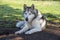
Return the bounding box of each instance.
[40,20,46,30]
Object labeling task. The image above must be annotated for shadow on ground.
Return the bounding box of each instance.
[42,13,60,21]
[0,28,60,40]
[0,4,60,28]
[42,13,60,28]
[0,4,23,28]
[0,4,23,21]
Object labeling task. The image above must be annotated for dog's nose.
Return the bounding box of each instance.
[25,17,28,21]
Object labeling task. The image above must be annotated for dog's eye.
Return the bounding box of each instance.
[25,13,27,14]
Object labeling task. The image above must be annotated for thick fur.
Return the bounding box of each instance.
[15,4,46,34]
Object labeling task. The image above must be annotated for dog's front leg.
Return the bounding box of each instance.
[15,23,29,34]
[25,24,42,34]
[16,21,25,29]
[25,28,42,34]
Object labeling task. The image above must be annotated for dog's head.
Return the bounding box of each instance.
[23,4,38,22]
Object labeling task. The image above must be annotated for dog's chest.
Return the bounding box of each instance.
[31,19,39,27]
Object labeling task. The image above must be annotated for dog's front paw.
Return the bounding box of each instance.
[15,31,21,34]
[25,31,32,34]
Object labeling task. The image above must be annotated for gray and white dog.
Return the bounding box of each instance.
[15,4,46,34]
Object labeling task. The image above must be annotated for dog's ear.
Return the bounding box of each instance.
[34,9,38,17]
[31,4,35,10]
[24,4,27,10]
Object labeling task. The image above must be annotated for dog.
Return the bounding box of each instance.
[15,4,46,34]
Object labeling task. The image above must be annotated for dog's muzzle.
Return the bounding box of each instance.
[25,17,28,21]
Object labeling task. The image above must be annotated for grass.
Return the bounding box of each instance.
[0,0,60,27]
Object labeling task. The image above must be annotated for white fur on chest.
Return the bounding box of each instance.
[32,19,40,28]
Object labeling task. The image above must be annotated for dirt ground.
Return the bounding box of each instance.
[0,21,60,40]
[0,27,60,40]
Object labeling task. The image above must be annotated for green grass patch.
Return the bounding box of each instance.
[0,0,60,27]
